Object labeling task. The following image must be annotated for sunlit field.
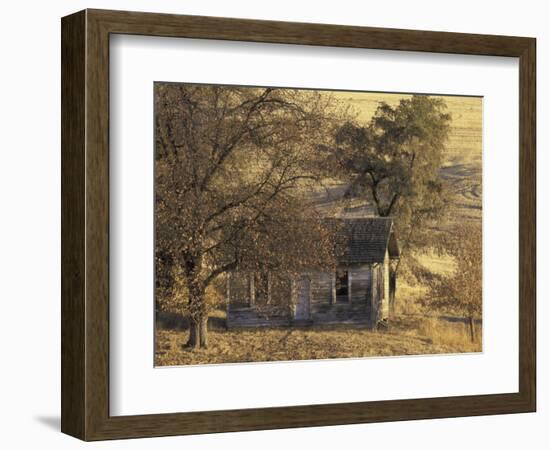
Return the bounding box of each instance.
[155,309,481,366]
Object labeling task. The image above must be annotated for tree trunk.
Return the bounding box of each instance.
[185,279,209,349]
[199,316,208,348]
[187,318,200,349]
[186,315,209,349]
[468,316,476,342]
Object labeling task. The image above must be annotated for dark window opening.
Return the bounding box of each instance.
[335,270,349,303]
[255,272,270,305]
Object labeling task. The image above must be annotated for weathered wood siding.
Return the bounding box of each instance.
[227,267,384,328]
[227,272,292,328]
[350,267,371,303]
[370,262,390,324]
[310,272,332,306]
[226,306,291,328]
[307,268,372,325]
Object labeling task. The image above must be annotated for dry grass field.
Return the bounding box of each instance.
[155,310,481,366]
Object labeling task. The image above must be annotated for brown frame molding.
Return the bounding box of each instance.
[61,9,536,441]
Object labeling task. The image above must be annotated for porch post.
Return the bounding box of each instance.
[331,272,336,305]
[226,271,231,304]
[370,266,378,329]
[248,272,255,307]
[348,270,352,303]
[290,277,296,318]
[267,272,272,304]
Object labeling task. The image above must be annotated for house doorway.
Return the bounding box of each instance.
[294,277,310,322]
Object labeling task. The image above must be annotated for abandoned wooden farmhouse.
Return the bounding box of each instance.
[226,217,400,329]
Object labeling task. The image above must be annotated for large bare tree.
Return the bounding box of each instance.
[155,84,345,348]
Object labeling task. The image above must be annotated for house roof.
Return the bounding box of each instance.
[324,218,400,265]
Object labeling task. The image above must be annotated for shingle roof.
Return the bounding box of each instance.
[323,218,399,264]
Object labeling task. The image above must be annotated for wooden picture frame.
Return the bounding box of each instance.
[61,9,536,441]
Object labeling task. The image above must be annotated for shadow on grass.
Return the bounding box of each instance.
[439,315,482,325]
[156,311,227,331]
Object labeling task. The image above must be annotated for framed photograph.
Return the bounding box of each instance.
[61,9,536,441]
